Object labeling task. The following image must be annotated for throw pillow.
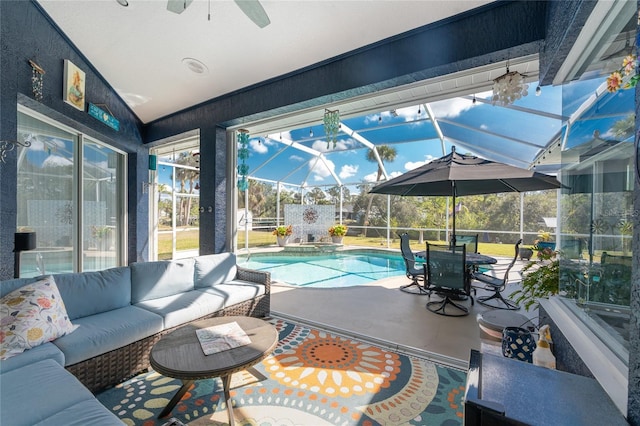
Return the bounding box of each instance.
[0,276,78,360]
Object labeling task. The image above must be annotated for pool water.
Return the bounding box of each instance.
[237,251,406,288]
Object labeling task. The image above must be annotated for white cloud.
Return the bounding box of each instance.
[363,171,378,182]
[430,97,475,118]
[290,154,304,162]
[310,158,335,181]
[365,170,404,183]
[404,154,435,171]
[480,124,489,130]
[43,154,72,167]
[312,137,357,152]
[312,140,332,152]
[339,164,358,179]
[250,139,268,154]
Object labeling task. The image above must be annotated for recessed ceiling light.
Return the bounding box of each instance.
[116,0,129,7]
[182,58,209,75]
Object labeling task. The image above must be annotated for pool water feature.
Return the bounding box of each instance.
[237,250,406,288]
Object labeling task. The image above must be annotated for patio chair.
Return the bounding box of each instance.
[398,232,429,294]
[471,239,522,310]
[425,243,473,316]
[456,233,479,274]
[455,234,478,253]
[561,238,583,260]
[599,252,632,305]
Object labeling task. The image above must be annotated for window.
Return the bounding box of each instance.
[150,138,200,260]
[16,107,126,275]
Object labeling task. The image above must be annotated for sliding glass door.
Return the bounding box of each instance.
[16,107,126,276]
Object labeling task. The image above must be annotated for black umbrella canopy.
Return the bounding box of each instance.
[370,146,562,197]
[369,146,562,244]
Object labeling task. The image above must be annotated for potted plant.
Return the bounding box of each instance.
[273,225,293,246]
[510,246,559,311]
[328,224,348,243]
[534,231,556,251]
[91,225,111,251]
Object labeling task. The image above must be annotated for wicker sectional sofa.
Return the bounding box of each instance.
[0,253,270,425]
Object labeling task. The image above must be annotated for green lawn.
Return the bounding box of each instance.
[158,229,522,259]
[237,230,520,257]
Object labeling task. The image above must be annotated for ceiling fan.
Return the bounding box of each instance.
[167,0,271,28]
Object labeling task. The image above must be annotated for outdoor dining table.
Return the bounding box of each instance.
[415,251,497,301]
[415,250,497,267]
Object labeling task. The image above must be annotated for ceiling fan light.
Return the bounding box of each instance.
[182,58,209,75]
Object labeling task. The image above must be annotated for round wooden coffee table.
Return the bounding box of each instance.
[150,316,278,425]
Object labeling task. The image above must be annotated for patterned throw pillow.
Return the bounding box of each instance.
[0,276,78,360]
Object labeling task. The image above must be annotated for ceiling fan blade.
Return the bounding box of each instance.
[167,0,194,14]
[234,0,271,28]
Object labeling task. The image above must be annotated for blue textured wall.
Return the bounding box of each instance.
[0,0,148,278]
[538,0,597,85]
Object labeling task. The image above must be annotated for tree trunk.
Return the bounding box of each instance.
[362,169,383,236]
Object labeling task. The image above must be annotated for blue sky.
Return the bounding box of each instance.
[238,73,635,193]
[243,81,567,189]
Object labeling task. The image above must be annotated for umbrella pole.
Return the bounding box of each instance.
[452,194,456,247]
[451,183,457,247]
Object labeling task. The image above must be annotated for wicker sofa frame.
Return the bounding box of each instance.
[66,266,271,393]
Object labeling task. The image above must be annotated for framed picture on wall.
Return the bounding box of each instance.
[63,59,85,111]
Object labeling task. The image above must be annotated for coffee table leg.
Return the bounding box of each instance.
[222,374,235,426]
[158,379,194,419]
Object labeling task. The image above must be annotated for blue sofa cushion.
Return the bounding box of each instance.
[0,342,64,374]
[135,290,226,329]
[0,277,39,298]
[194,253,238,288]
[52,306,163,366]
[0,359,104,426]
[131,259,195,303]
[33,399,122,425]
[197,280,265,308]
[51,267,132,320]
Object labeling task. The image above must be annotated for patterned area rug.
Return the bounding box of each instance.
[96,318,466,426]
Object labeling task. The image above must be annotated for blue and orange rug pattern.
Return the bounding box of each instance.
[97,318,466,425]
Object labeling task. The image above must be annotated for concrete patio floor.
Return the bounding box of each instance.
[269,254,536,370]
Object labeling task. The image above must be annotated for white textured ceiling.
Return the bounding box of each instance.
[37,0,493,124]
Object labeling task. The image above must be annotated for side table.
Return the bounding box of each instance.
[150,316,278,425]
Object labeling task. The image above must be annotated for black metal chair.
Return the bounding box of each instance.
[471,239,522,310]
[398,233,429,294]
[425,243,473,316]
[599,252,632,305]
[561,238,583,260]
[455,234,478,253]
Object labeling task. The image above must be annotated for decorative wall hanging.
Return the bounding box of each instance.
[491,61,528,106]
[606,54,638,92]
[0,138,31,163]
[237,129,250,191]
[63,59,85,111]
[28,60,45,101]
[88,103,120,131]
[323,109,340,149]
[303,207,319,224]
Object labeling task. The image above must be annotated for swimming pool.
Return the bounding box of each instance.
[237,250,406,288]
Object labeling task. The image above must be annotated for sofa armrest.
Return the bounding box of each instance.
[236,266,271,294]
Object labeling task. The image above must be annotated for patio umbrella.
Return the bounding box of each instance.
[369,146,562,244]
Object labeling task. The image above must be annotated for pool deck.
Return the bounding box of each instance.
[262,244,537,369]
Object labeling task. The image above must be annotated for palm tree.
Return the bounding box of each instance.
[174,152,200,226]
[363,145,396,235]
